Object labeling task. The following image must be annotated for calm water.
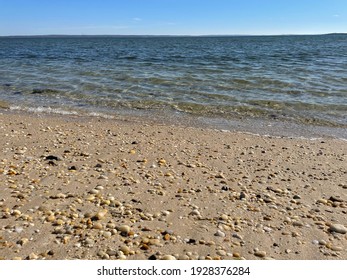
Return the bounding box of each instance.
[0,35,346,136]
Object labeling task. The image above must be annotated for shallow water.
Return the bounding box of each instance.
[0,35,346,137]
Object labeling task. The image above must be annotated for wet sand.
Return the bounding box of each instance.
[0,110,346,260]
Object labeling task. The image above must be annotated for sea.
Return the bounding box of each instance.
[0,35,346,139]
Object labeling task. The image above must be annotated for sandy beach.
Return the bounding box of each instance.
[0,110,346,260]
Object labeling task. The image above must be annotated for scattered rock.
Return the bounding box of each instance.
[215,230,226,238]
[329,224,347,234]
[254,251,266,258]
[161,255,176,260]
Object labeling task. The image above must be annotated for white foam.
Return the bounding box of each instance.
[10,105,79,116]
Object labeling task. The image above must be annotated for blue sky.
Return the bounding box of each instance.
[0,0,346,36]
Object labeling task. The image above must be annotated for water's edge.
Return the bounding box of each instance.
[1,103,346,141]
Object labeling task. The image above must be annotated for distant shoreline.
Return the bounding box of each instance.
[1,33,346,38]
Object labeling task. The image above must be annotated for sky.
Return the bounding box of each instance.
[0,0,346,36]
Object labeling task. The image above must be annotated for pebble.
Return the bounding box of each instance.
[232,233,243,240]
[93,223,103,230]
[217,249,227,256]
[161,255,177,260]
[240,192,247,200]
[220,214,229,221]
[330,246,343,252]
[18,238,29,246]
[329,224,347,234]
[254,251,266,258]
[119,245,131,255]
[12,210,21,216]
[215,230,226,237]
[28,253,39,260]
[117,225,131,236]
[189,209,201,216]
[15,226,23,234]
[95,209,108,220]
[84,238,94,247]
[292,221,304,227]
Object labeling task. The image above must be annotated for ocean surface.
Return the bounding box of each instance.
[0,35,346,138]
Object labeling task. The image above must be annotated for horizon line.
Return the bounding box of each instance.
[1,32,346,38]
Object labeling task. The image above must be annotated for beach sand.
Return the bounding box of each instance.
[0,110,346,260]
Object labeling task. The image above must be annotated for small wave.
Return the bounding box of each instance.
[10,105,79,116]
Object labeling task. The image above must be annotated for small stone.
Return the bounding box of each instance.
[15,226,23,234]
[329,224,347,234]
[220,214,229,221]
[292,221,304,227]
[95,209,108,220]
[317,199,328,204]
[217,249,227,256]
[140,244,150,250]
[240,192,247,200]
[263,226,272,233]
[189,209,201,216]
[12,210,21,216]
[93,223,103,230]
[330,246,343,252]
[84,238,94,247]
[232,233,243,240]
[319,240,327,246]
[233,252,241,258]
[161,255,176,260]
[56,193,66,199]
[117,225,131,236]
[120,245,131,255]
[103,231,112,238]
[254,251,266,258]
[28,253,39,260]
[149,239,161,246]
[215,230,226,237]
[18,238,29,246]
[148,255,157,260]
[329,196,343,202]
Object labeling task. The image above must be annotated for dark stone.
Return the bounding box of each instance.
[45,155,60,161]
[47,161,57,166]
[94,163,102,168]
[187,238,196,244]
[47,250,54,256]
[148,255,157,260]
[240,192,247,200]
[68,166,77,171]
[329,196,343,202]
